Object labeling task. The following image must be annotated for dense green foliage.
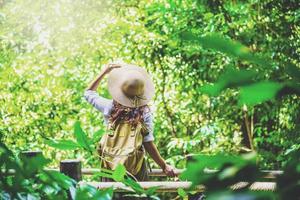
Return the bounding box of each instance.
[1,0,299,169]
[1,0,300,199]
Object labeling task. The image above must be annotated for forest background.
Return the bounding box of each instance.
[1,0,299,175]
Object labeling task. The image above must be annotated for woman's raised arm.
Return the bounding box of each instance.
[84,63,121,113]
[86,63,121,91]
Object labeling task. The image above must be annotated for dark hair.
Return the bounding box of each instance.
[108,100,150,129]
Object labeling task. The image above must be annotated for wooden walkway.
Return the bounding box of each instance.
[10,151,280,194]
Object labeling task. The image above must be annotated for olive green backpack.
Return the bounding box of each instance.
[97,119,148,175]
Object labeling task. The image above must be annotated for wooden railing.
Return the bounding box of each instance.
[3,151,280,198]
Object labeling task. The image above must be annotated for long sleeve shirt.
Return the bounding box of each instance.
[84,90,154,142]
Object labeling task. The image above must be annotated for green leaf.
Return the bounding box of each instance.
[123,178,145,194]
[20,154,51,177]
[91,129,105,144]
[39,170,76,190]
[112,164,126,182]
[218,166,239,180]
[206,191,275,200]
[239,81,283,106]
[145,186,159,196]
[74,121,92,152]
[181,32,269,67]
[92,171,113,180]
[75,184,113,200]
[200,83,224,96]
[275,82,300,97]
[200,68,257,96]
[180,153,257,187]
[177,188,187,198]
[45,139,81,150]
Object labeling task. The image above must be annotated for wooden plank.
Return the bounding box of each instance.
[78,168,282,178]
[2,168,283,179]
[261,170,283,179]
[231,181,276,191]
[78,181,205,193]
[79,168,184,176]
[249,182,276,191]
[148,169,184,176]
[79,181,276,192]
[79,168,282,178]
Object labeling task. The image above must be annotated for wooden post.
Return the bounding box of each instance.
[21,150,43,158]
[60,159,82,182]
[20,150,43,175]
[60,159,82,200]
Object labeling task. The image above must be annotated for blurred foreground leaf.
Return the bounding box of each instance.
[181,32,269,66]
[239,81,283,106]
[200,68,257,96]
[112,164,126,182]
[75,184,113,200]
[45,139,81,150]
[180,152,261,191]
[74,121,93,153]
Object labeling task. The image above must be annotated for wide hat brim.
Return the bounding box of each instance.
[107,64,155,108]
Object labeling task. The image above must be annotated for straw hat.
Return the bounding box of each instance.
[107,63,155,108]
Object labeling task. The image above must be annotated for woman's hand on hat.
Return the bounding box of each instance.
[103,63,122,74]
